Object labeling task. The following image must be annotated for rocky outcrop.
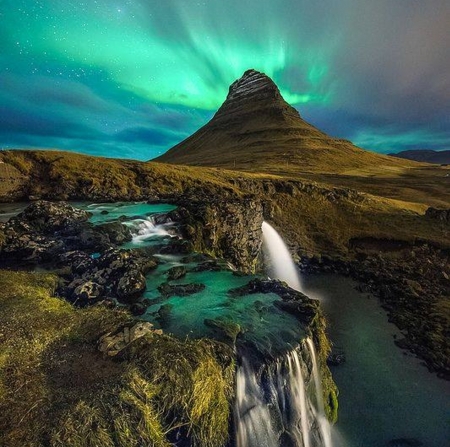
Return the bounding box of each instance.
[176,197,264,273]
[301,242,450,379]
[98,322,162,357]
[157,282,205,297]
[167,265,187,280]
[64,248,157,304]
[426,207,450,222]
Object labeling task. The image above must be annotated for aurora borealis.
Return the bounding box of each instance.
[1,0,449,159]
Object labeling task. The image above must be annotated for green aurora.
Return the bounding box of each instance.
[1,0,449,158]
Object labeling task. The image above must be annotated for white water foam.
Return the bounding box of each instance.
[235,344,334,447]
[125,216,172,243]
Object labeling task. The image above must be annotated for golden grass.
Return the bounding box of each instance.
[0,270,234,447]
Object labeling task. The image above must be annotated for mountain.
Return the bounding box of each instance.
[155,69,417,175]
[389,149,450,164]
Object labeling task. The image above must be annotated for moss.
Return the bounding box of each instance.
[0,270,235,447]
[308,310,339,424]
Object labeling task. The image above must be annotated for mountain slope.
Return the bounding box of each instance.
[389,149,450,164]
[155,69,418,175]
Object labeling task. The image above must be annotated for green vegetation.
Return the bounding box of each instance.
[0,270,235,447]
[308,310,339,423]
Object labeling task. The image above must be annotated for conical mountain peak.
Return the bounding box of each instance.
[213,69,301,122]
[226,69,281,101]
[156,69,398,174]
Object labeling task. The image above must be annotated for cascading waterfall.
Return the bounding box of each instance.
[234,222,335,447]
[125,216,172,243]
[234,340,334,447]
[306,338,333,447]
[261,221,302,291]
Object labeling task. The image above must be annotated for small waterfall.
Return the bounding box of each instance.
[261,221,302,291]
[125,216,172,243]
[234,340,334,447]
[306,339,333,447]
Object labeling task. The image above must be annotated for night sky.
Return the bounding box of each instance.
[1,0,449,160]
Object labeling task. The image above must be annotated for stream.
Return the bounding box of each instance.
[1,201,449,446]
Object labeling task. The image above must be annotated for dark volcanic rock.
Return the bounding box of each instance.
[117,270,146,301]
[96,221,132,244]
[1,201,91,264]
[229,279,319,324]
[158,282,205,297]
[177,197,263,273]
[9,200,90,233]
[167,265,187,280]
[425,207,450,222]
[72,280,104,303]
[204,318,241,345]
[300,242,450,379]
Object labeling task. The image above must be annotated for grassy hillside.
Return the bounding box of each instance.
[1,149,449,259]
[0,270,234,447]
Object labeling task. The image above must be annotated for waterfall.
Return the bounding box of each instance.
[125,216,172,243]
[306,339,333,447]
[234,340,334,447]
[261,221,302,291]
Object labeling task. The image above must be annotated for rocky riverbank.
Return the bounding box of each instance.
[299,239,450,380]
[0,200,338,446]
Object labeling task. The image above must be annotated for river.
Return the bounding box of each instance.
[302,274,450,447]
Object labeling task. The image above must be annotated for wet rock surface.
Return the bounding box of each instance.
[0,201,133,264]
[176,197,263,273]
[166,265,187,280]
[157,282,206,297]
[229,278,320,325]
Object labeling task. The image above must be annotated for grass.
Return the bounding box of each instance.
[0,270,235,447]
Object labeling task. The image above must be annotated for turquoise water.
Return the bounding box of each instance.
[72,202,307,355]
[143,267,305,355]
[72,201,177,223]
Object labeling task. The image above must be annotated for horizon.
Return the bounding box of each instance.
[1,0,449,160]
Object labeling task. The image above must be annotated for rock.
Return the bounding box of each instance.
[425,207,450,222]
[157,240,190,255]
[158,282,205,297]
[204,318,241,345]
[72,281,104,302]
[96,221,132,244]
[176,197,264,274]
[327,348,346,366]
[57,250,95,274]
[156,304,173,324]
[167,265,187,280]
[9,200,90,234]
[181,253,212,264]
[192,260,224,272]
[116,270,146,301]
[130,302,147,316]
[98,322,162,357]
[229,279,319,324]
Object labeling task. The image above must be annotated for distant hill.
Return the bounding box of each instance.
[389,150,450,164]
[155,69,418,176]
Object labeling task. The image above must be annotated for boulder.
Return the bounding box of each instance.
[158,282,205,297]
[167,265,187,280]
[96,221,133,244]
[116,270,147,301]
[72,281,104,303]
[98,322,162,357]
[204,318,241,345]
